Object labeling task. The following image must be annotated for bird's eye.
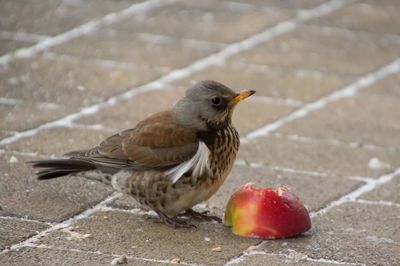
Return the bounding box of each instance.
[211,97,221,105]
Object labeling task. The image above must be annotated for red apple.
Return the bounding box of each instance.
[224,184,311,239]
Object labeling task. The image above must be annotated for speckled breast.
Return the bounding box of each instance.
[207,125,240,180]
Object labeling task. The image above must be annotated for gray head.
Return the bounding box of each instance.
[173,80,255,131]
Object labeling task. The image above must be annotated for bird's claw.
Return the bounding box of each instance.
[164,218,197,229]
[180,209,222,223]
[154,209,196,229]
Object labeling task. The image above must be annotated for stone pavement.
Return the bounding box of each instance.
[0,0,399,265]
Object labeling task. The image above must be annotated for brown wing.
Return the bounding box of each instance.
[68,111,198,170]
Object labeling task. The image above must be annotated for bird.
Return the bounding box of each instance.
[29,80,255,228]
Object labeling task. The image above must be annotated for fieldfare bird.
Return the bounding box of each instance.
[30,80,255,227]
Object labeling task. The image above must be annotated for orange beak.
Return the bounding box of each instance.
[228,90,256,107]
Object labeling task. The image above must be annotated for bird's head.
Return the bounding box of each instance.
[173,80,256,131]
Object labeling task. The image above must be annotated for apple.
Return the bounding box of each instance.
[224,184,311,239]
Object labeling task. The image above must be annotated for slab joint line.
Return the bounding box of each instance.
[312,167,400,217]
[0,0,354,147]
[242,58,400,142]
[224,249,364,265]
[0,0,177,65]
[0,192,122,256]
[27,244,199,266]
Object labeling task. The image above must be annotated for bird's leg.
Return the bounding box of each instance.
[180,208,222,223]
[153,209,196,229]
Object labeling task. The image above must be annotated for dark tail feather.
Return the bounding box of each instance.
[28,159,96,180]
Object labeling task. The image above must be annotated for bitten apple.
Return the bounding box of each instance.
[224,184,311,239]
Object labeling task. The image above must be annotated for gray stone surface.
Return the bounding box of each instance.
[257,203,400,266]
[0,0,144,36]
[111,0,293,43]
[38,211,258,265]
[232,25,400,75]
[360,174,400,204]
[5,127,110,156]
[76,87,188,132]
[53,29,220,69]
[0,130,13,141]
[0,101,68,132]
[233,100,296,135]
[0,218,48,250]
[239,135,400,178]
[0,56,164,108]
[0,247,169,266]
[237,253,356,266]
[307,1,400,35]
[229,0,327,9]
[364,72,400,99]
[0,152,112,222]
[0,39,32,55]
[278,77,400,149]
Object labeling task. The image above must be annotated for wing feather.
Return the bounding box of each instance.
[166,141,210,184]
[67,111,199,171]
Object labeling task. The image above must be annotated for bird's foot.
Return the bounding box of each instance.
[180,209,222,223]
[154,209,196,229]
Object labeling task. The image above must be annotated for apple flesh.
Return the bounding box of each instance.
[224,184,311,239]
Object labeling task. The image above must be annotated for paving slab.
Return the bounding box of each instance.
[107,195,143,211]
[52,29,220,69]
[0,152,112,222]
[111,0,293,43]
[0,218,48,250]
[76,86,296,136]
[0,56,163,109]
[5,127,110,156]
[38,210,258,265]
[0,101,68,132]
[171,64,355,102]
[365,0,400,5]
[0,247,168,266]
[0,0,144,36]
[363,72,400,99]
[0,39,32,55]
[360,174,400,204]
[307,1,400,35]
[231,25,400,75]
[0,130,13,141]
[256,202,400,266]
[233,100,295,136]
[76,87,187,132]
[278,78,400,149]
[228,0,327,9]
[236,253,355,266]
[239,135,400,178]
